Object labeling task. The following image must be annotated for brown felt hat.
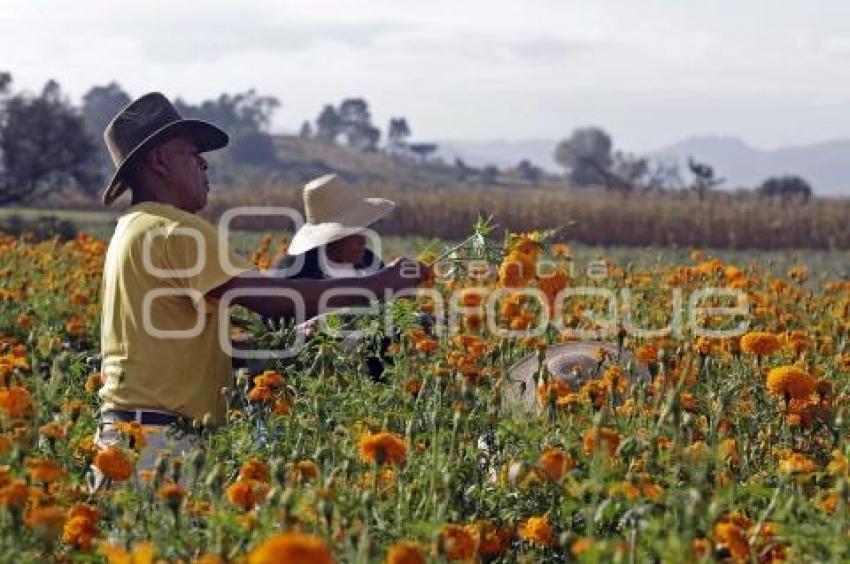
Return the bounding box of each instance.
[101,92,228,205]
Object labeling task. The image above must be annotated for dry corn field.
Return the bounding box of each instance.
[204,183,850,249]
[0,225,849,563]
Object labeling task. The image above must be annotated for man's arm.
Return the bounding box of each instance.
[207,258,425,320]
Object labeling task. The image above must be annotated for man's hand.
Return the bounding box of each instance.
[378,258,429,291]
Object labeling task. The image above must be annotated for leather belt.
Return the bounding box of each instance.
[102,409,183,426]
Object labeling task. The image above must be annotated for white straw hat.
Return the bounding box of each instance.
[287,174,396,256]
[502,341,650,414]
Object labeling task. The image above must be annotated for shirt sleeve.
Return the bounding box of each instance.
[161,216,254,302]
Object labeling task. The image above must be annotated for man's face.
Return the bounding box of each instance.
[158,136,209,212]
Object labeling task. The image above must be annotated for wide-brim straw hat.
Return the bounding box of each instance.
[287,174,396,256]
[502,341,650,414]
[101,92,228,205]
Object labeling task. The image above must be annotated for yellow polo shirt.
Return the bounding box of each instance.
[99,202,253,425]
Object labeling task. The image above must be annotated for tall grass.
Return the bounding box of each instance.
[204,182,850,249]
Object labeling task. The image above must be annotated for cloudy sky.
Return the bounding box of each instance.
[3,0,850,152]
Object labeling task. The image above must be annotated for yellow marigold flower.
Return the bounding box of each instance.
[239,458,270,482]
[385,541,426,564]
[713,521,749,560]
[113,421,150,450]
[93,445,134,482]
[518,515,554,547]
[740,332,780,357]
[766,366,816,400]
[438,524,476,561]
[100,543,156,564]
[358,432,407,465]
[249,532,334,564]
[25,457,63,483]
[538,447,575,481]
[778,451,818,477]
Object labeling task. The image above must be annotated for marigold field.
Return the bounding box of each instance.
[0,228,849,563]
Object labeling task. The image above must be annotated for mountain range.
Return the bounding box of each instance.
[436,136,850,196]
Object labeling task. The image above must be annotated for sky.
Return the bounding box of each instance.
[4,0,850,153]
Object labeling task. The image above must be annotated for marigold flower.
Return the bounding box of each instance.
[62,514,100,550]
[385,541,426,564]
[358,432,407,465]
[100,542,155,564]
[288,460,319,483]
[69,503,100,522]
[404,378,423,396]
[766,366,816,400]
[253,370,284,389]
[778,451,818,477]
[93,445,134,482]
[518,516,554,547]
[740,332,780,357]
[239,458,270,482]
[712,521,749,560]
[25,504,66,536]
[85,372,104,393]
[248,531,333,564]
[247,385,274,403]
[438,524,476,561]
[0,479,29,508]
[25,457,63,483]
[226,479,270,511]
[571,537,595,555]
[538,447,574,481]
[0,385,32,419]
[582,427,621,458]
[158,482,185,510]
[65,315,86,337]
[113,421,150,450]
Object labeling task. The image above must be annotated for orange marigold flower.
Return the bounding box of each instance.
[358,432,407,465]
[62,514,100,550]
[766,366,816,400]
[466,520,511,556]
[84,373,104,393]
[93,445,134,482]
[254,370,284,389]
[438,524,476,561]
[225,479,270,511]
[712,520,749,560]
[288,460,319,483]
[248,531,333,564]
[0,385,33,419]
[636,343,658,365]
[404,378,423,396]
[415,338,439,354]
[778,451,818,477]
[239,458,270,482]
[65,315,87,337]
[538,447,574,481]
[113,421,150,450]
[740,332,780,357]
[25,504,66,535]
[247,385,274,403]
[582,427,621,458]
[572,537,595,555]
[0,479,29,508]
[158,482,185,509]
[385,541,426,564]
[518,515,554,547]
[25,458,63,483]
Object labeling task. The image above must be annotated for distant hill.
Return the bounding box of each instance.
[436,138,561,172]
[653,135,850,196]
[436,135,850,195]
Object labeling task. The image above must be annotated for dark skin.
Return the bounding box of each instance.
[130,135,425,320]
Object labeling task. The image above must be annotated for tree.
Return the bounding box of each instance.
[174,89,280,166]
[757,175,812,203]
[299,120,313,139]
[0,75,100,205]
[338,98,380,151]
[687,157,723,201]
[387,117,410,147]
[315,105,343,143]
[553,127,613,187]
[81,82,131,171]
[408,143,438,162]
[515,159,542,185]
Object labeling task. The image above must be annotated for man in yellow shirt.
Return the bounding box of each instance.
[95,92,422,480]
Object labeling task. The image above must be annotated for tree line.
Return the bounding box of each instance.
[0,71,817,206]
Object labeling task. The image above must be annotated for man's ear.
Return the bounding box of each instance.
[145,145,171,178]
